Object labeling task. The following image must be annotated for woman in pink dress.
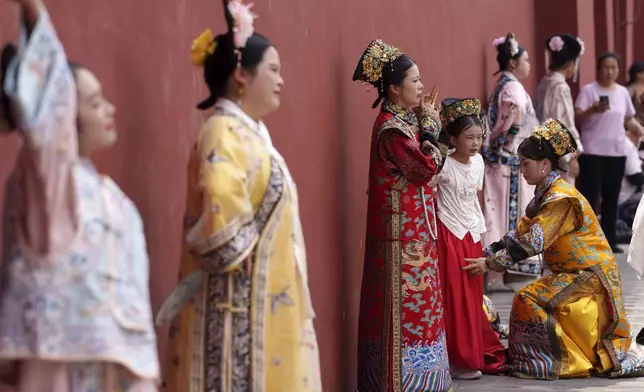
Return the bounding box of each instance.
[482,33,540,292]
[0,0,159,390]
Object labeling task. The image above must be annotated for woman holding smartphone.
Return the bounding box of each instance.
[575,52,644,253]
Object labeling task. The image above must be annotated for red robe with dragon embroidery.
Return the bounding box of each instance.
[357,101,452,392]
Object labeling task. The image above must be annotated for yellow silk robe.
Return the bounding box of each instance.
[486,172,644,380]
[159,99,321,392]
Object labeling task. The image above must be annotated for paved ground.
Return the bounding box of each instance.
[454,244,644,391]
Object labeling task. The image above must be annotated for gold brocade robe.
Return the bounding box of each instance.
[486,173,644,380]
[160,100,321,392]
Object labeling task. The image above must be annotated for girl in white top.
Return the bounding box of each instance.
[433,98,507,380]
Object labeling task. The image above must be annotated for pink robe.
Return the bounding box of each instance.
[482,72,540,292]
[0,8,159,392]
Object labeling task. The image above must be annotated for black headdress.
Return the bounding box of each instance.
[353,39,405,108]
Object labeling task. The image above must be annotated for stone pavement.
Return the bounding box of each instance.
[454,244,644,391]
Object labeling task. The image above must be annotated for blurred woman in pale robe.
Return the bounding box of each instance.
[157,1,321,391]
[535,34,585,185]
[0,0,159,390]
[482,33,540,292]
[629,194,644,344]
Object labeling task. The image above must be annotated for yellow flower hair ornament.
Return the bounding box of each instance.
[190,29,218,66]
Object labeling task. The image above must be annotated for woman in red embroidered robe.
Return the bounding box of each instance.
[353,40,451,392]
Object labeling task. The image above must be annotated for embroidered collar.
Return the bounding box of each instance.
[381,100,418,127]
[535,170,560,201]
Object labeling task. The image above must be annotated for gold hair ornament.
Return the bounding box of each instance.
[531,118,576,157]
[190,29,218,66]
[439,98,482,128]
[358,39,403,84]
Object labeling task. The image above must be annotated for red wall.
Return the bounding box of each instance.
[630,0,644,78]
[0,1,537,389]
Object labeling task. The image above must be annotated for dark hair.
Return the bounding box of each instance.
[518,136,560,171]
[596,52,620,70]
[372,55,415,109]
[495,49,514,73]
[197,32,272,110]
[494,33,525,75]
[546,34,582,72]
[628,61,644,85]
[549,59,573,72]
[68,62,83,79]
[1,43,18,129]
[445,115,481,138]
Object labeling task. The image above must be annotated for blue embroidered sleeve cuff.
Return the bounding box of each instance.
[505,223,545,261]
[486,250,513,272]
[419,113,442,140]
[487,241,506,254]
[198,223,259,273]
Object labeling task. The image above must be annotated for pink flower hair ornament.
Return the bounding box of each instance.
[227,0,257,49]
[548,36,565,52]
[493,34,519,56]
[492,36,506,47]
[577,37,586,55]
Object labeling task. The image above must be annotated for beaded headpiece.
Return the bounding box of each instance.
[439,98,482,128]
[353,39,403,87]
[531,118,577,157]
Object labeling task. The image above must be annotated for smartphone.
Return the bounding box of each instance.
[599,95,609,105]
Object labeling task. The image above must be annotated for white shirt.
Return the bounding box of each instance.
[434,154,487,242]
[619,137,643,205]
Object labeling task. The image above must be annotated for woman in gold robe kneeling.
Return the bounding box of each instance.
[465,118,644,380]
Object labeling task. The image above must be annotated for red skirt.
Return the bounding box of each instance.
[437,219,507,373]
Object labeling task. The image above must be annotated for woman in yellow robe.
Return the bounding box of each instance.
[156,1,321,391]
[465,118,644,380]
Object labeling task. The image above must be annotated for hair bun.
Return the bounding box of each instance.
[1,43,19,131]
